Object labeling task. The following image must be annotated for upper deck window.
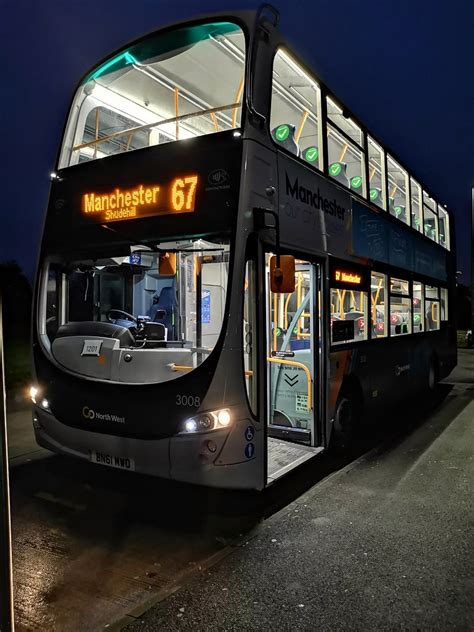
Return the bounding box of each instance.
[59,22,245,168]
[326,98,366,196]
[387,155,409,224]
[270,49,323,172]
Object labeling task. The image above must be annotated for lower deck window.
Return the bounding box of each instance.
[412,282,424,333]
[390,296,412,336]
[331,288,368,344]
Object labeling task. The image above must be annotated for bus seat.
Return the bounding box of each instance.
[370,188,382,205]
[412,213,421,229]
[302,146,319,165]
[388,197,395,214]
[393,204,406,222]
[271,124,300,156]
[349,175,364,194]
[152,285,177,335]
[328,162,349,187]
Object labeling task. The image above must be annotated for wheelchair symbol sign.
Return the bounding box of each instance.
[245,425,255,442]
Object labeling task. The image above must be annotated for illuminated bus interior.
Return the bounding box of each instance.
[59,22,245,168]
[42,238,229,383]
[269,49,451,250]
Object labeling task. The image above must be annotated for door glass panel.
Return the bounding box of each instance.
[266,257,315,444]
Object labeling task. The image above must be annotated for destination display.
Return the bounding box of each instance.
[330,259,367,288]
[82,175,198,223]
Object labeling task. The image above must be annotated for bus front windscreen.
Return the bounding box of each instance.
[41,237,230,384]
[59,21,245,168]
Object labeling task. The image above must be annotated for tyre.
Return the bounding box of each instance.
[330,388,361,452]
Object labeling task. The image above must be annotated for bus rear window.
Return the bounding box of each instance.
[59,22,245,168]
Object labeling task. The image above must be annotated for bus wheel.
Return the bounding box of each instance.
[331,390,360,452]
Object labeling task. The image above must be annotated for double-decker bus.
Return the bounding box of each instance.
[31,6,456,489]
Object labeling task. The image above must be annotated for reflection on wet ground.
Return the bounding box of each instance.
[11,384,454,630]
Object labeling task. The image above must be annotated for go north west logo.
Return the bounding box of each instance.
[82,406,125,424]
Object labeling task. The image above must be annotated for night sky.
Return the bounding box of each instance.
[3,0,473,282]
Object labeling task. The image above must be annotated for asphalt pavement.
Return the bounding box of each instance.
[123,352,474,631]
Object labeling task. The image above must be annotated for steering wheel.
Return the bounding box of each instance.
[106,309,137,324]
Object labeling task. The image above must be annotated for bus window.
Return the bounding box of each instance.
[389,276,411,336]
[270,49,323,171]
[423,192,438,243]
[330,288,368,345]
[410,178,423,232]
[368,137,386,210]
[412,281,424,332]
[440,288,448,321]
[371,272,387,337]
[327,97,366,196]
[41,237,230,383]
[438,205,450,250]
[387,155,409,224]
[425,285,440,331]
[244,261,257,415]
[390,277,409,295]
[59,22,246,167]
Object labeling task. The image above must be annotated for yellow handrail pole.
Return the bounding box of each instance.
[373,278,383,322]
[174,88,180,140]
[284,291,292,330]
[210,111,219,132]
[93,108,100,159]
[340,289,346,319]
[267,357,313,411]
[73,102,241,152]
[295,111,309,143]
[273,292,278,352]
[232,76,245,128]
[339,144,348,162]
[369,166,377,181]
[296,274,302,338]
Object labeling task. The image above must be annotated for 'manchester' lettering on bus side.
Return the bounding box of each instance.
[285,173,346,220]
[83,185,160,221]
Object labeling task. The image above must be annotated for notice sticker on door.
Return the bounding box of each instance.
[295,392,308,413]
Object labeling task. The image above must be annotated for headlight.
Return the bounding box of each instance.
[29,386,52,413]
[182,409,232,433]
[29,385,39,404]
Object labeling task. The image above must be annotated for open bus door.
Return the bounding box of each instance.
[265,255,324,484]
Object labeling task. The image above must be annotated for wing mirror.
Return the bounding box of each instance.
[159,252,177,276]
[270,255,295,293]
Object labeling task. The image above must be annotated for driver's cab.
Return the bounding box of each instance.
[41,237,230,384]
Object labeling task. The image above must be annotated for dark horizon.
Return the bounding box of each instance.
[3,0,473,282]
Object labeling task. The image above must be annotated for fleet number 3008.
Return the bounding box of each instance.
[176,394,201,407]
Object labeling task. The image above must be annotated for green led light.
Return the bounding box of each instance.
[414,313,421,323]
[304,147,318,162]
[90,51,138,80]
[275,327,282,337]
[351,176,362,189]
[370,189,379,201]
[275,125,290,142]
[293,327,298,334]
[395,206,402,217]
[329,163,342,177]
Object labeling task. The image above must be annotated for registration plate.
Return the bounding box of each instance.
[82,340,103,356]
[90,450,135,471]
